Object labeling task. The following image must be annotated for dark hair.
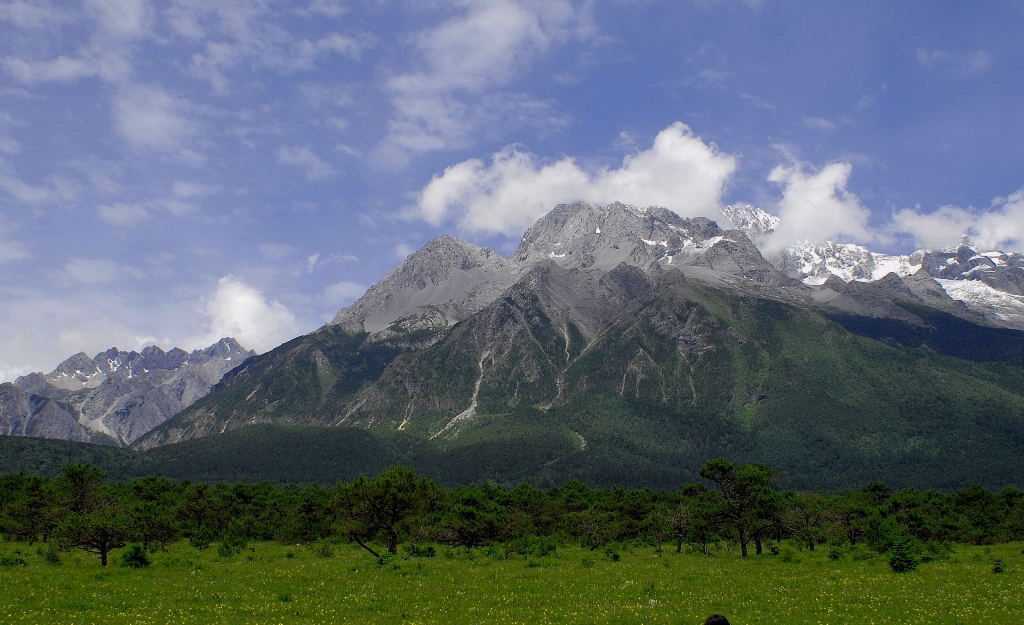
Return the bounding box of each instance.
[704,615,731,625]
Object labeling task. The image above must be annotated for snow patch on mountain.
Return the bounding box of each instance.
[937,279,1024,321]
[782,241,922,285]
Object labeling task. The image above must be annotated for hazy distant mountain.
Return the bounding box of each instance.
[1,338,253,446]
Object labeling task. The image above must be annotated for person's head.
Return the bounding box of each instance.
[704,615,730,625]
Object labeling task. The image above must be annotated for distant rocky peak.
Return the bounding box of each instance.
[511,201,743,272]
[721,203,780,237]
[52,352,96,376]
[196,337,249,359]
[331,234,512,333]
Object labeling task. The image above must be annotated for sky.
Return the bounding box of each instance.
[1,0,1023,379]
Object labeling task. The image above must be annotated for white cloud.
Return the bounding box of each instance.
[413,121,737,235]
[172,180,214,198]
[375,0,594,166]
[800,117,837,132]
[112,84,197,152]
[2,0,149,84]
[762,161,872,253]
[0,218,30,263]
[323,280,365,307]
[96,197,197,226]
[175,3,369,92]
[63,258,140,284]
[97,202,150,226]
[0,360,34,384]
[3,56,99,83]
[185,276,300,354]
[0,169,60,203]
[305,253,319,273]
[891,189,1024,252]
[276,145,336,180]
[297,0,348,18]
[0,1,71,28]
[84,0,152,39]
[0,240,30,263]
[916,48,992,76]
[258,242,293,260]
[393,242,415,258]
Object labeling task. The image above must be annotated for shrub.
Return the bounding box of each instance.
[506,535,557,558]
[779,546,800,563]
[920,540,952,563]
[121,543,151,568]
[992,559,1004,574]
[0,555,27,567]
[36,543,61,565]
[309,541,334,559]
[887,540,919,573]
[405,543,436,558]
[827,545,843,561]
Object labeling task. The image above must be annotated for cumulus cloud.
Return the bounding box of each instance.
[891,189,1024,252]
[761,161,872,254]
[413,122,737,236]
[376,0,594,166]
[185,276,300,353]
[277,145,336,180]
[112,84,197,152]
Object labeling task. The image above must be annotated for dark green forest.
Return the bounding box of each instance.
[3,459,1023,571]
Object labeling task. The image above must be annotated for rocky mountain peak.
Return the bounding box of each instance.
[2,337,254,446]
[721,203,780,237]
[331,234,513,334]
[510,201,770,280]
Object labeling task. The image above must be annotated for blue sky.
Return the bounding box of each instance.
[1,0,1022,378]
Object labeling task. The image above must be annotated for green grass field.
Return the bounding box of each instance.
[1,541,1021,625]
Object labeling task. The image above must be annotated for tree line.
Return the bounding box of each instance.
[2,459,1022,568]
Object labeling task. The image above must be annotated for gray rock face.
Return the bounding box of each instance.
[330,202,782,342]
[720,203,779,238]
[914,246,1024,295]
[0,338,253,445]
[331,235,515,335]
[0,383,108,444]
[511,201,780,283]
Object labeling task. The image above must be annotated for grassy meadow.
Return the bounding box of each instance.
[1,541,1021,625]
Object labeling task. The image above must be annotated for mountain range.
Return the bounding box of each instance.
[4,201,1024,489]
[0,339,253,446]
